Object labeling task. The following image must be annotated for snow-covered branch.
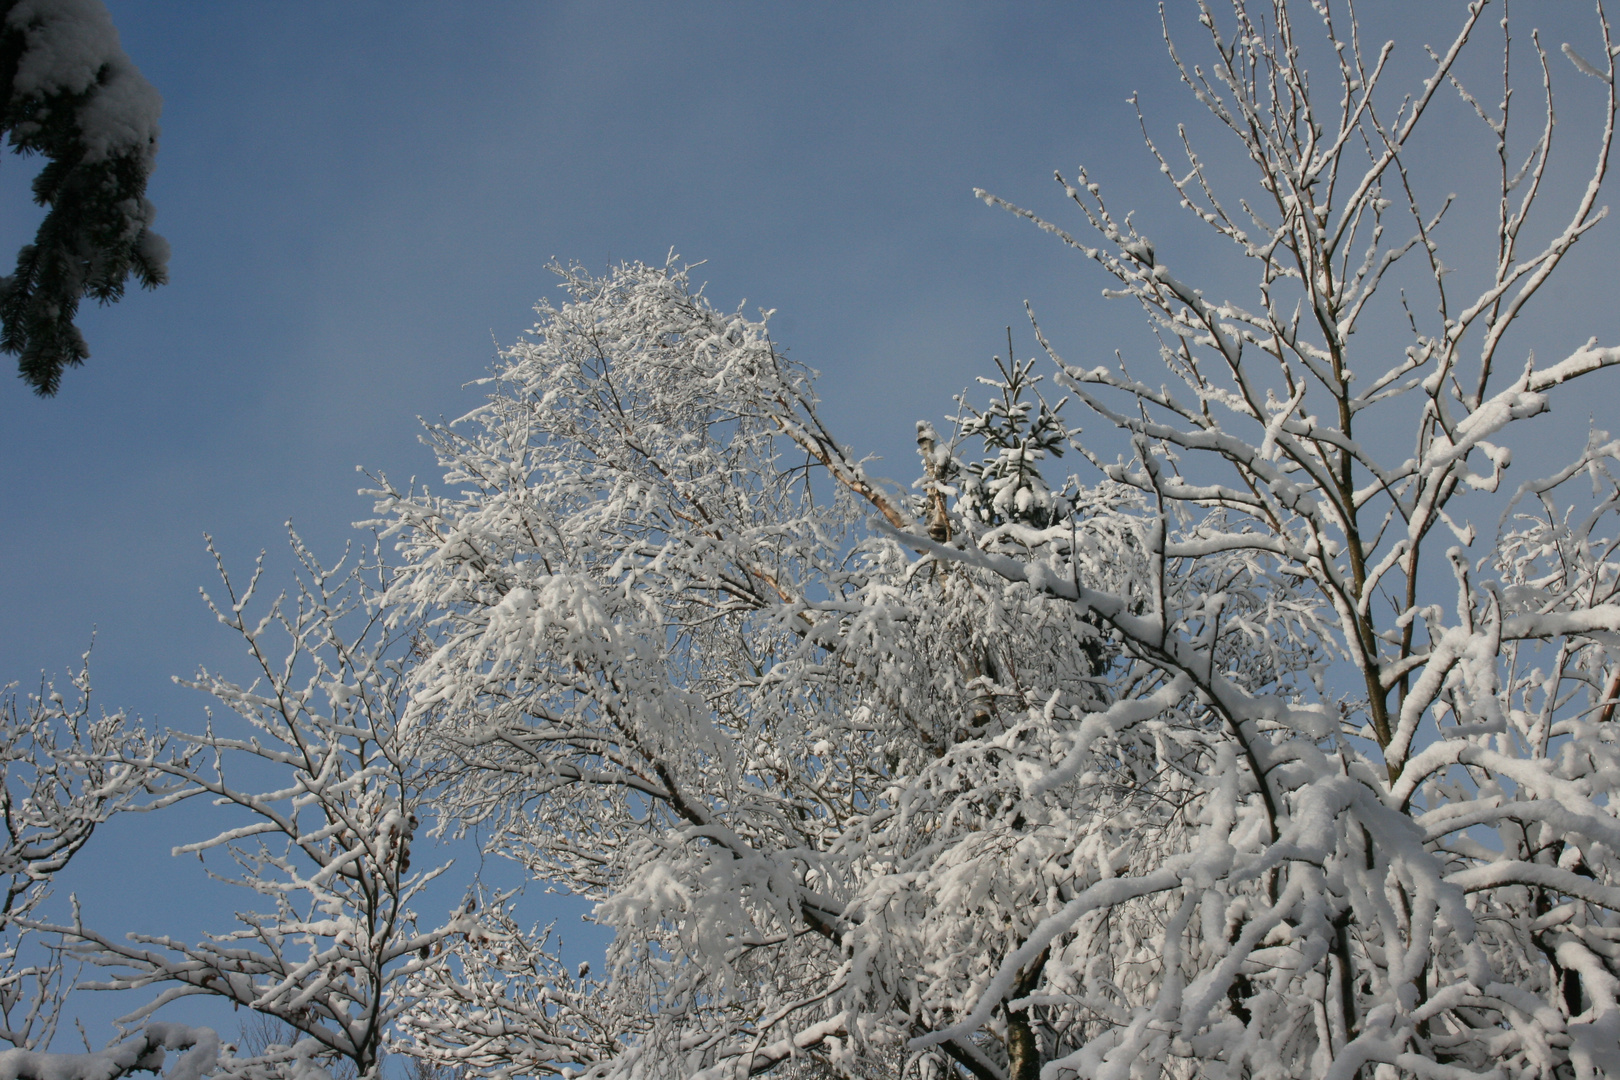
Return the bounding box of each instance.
[0,660,154,1054]
[40,535,470,1080]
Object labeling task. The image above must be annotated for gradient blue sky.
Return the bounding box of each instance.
[3,0,1617,1045]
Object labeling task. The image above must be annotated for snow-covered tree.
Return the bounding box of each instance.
[926,1,1620,1077]
[0,659,151,1054]
[365,2,1620,1078]
[367,256,1124,1079]
[0,668,230,1080]
[41,534,471,1080]
[0,0,166,396]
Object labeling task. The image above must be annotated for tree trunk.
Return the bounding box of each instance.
[1005,948,1048,1080]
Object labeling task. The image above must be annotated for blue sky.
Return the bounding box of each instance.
[3,0,1618,1047]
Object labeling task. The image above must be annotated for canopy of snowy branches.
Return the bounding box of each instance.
[8,2,1620,1079]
